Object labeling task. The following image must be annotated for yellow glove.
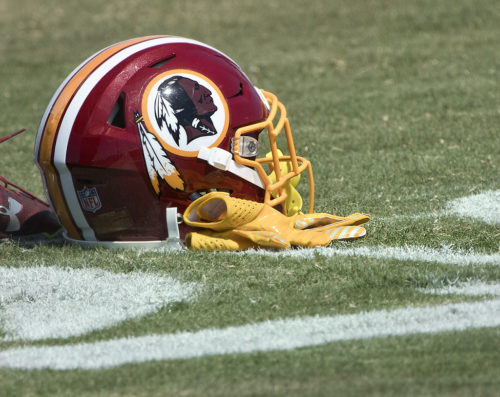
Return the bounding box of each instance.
[183,192,369,251]
[185,230,260,251]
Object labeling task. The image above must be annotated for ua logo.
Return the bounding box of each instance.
[0,197,22,232]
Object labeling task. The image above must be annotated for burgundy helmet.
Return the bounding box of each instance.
[35,36,313,248]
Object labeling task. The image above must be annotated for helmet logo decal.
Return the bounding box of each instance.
[141,70,229,158]
[135,112,185,195]
[77,186,102,213]
[154,76,218,146]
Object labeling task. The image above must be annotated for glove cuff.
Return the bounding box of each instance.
[183,192,263,231]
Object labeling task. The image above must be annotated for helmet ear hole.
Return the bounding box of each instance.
[149,54,176,69]
[108,93,126,128]
[228,83,243,98]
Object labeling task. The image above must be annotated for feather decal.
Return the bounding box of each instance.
[154,88,181,146]
[135,112,185,194]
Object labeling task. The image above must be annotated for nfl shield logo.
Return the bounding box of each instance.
[77,186,102,213]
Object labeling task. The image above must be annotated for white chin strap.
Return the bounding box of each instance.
[197,147,264,189]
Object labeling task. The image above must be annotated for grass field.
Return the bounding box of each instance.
[1,0,499,396]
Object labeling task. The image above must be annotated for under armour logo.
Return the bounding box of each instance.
[0,197,22,232]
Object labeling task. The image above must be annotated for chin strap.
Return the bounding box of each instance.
[183,192,369,251]
[197,147,264,189]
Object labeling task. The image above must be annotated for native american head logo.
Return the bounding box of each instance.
[154,76,220,146]
[137,70,229,195]
[143,70,228,155]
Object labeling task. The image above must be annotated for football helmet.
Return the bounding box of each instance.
[1,129,62,243]
[35,36,314,248]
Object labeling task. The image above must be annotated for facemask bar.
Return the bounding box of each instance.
[232,90,314,215]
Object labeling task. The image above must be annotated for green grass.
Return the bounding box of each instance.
[1,0,500,396]
[1,329,500,397]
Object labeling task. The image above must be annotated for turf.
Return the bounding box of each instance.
[1,0,499,396]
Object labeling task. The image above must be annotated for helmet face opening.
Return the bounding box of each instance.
[233,91,314,216]
[35,36,314,247]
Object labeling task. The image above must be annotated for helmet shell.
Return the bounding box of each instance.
[35,36,268,244]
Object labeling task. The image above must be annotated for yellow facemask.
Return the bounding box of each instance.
[232,90,314,216]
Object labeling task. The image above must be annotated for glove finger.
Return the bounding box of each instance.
[234,229,290,249]
[306,214,370,232]
[326,225,366,241]
[294,213,370,230]
[186,230,258,251]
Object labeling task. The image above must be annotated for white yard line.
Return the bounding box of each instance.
[0,266,198,341]
[419,280,500,297]
[374,190,500,224]
[446,190,500,225]
[242,245,500,266]
[0,291,498,370]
